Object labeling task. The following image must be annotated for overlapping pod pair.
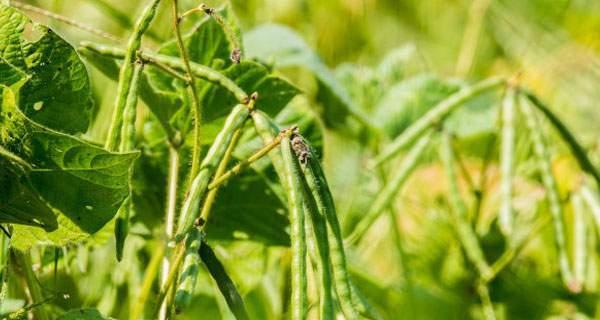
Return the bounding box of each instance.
[111,0,161,261]
[253,111,377,320]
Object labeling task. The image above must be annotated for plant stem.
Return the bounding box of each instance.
[12,250,49,320]
[172,0,203,180]
[10,0,121,42]
[476,281,496,320]
[157,242,186,318]
[159,147,180,320]
[199,129,243,227]
[130,241,165,320]
[373,77,505,167]
[207,131,284,190]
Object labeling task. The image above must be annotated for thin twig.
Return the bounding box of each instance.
[208,131,285,190]
[10,1,121,42]
[199,129,243,228]
[172,0,203,180]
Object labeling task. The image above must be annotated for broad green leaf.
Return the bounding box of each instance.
[10,130,138,249]
[0,156,57,230]
[207,173,290,246]
[0,4,93,134]
[0,85,137,248]
[1,84,56,230]
[58,308,114,320]
[244,24,368,129]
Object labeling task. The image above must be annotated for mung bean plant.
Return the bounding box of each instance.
[1,1,599,319]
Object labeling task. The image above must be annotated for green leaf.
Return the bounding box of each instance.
[58,308,114,320]
[207,172,290,246]
[244,24,369,130]
[0,156,57,230]
[0,4,93,134]
[373,75,460,138]
[79,48,180,140]
[0,84,137,248]
[9,131,138,249]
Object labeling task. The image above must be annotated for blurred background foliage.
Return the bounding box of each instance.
[4,0,600,319]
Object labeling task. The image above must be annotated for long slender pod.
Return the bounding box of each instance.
[79,42,248,103]
[440,131,491,279]
[291,133,335,320]
[252,112,373,319]
[499,87,516,236]
[105,0,161,150]
[581,186,600,233]
[280,132,308,320]
[200,241,250,320]
[174,229,203,313]
[347,131,433,244]
[176,104,250,239]
[571,192,586,293]
[373,77,504,166]
[523,91,600,190]
[114,61,144,261]
[518,95,574,290]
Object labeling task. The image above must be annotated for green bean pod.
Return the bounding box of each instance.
[440,131,491,279]
[252,112,371,319]
[175,104,250,239]
[280,133,308,320]
[373,77,504,167]
[79,42,248,103]
[105,0,161,150]
[200,241,250,320]
[347,131,433,245]
[294,150,334,318]
[499,87,516,236]
[519,95,574,289]
[174,229,203,313]
[114,62,143,261]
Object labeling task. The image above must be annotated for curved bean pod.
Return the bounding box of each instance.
[174,229,203,313]
[373,77,504,167]
[252,112,372,319]
[440,131,491,279]
[114,62,143,261]
[175,104,250,239]
[499,87,516,236]
[347,131,433,245]
[519,95,574,290]
[105,0,161,151]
